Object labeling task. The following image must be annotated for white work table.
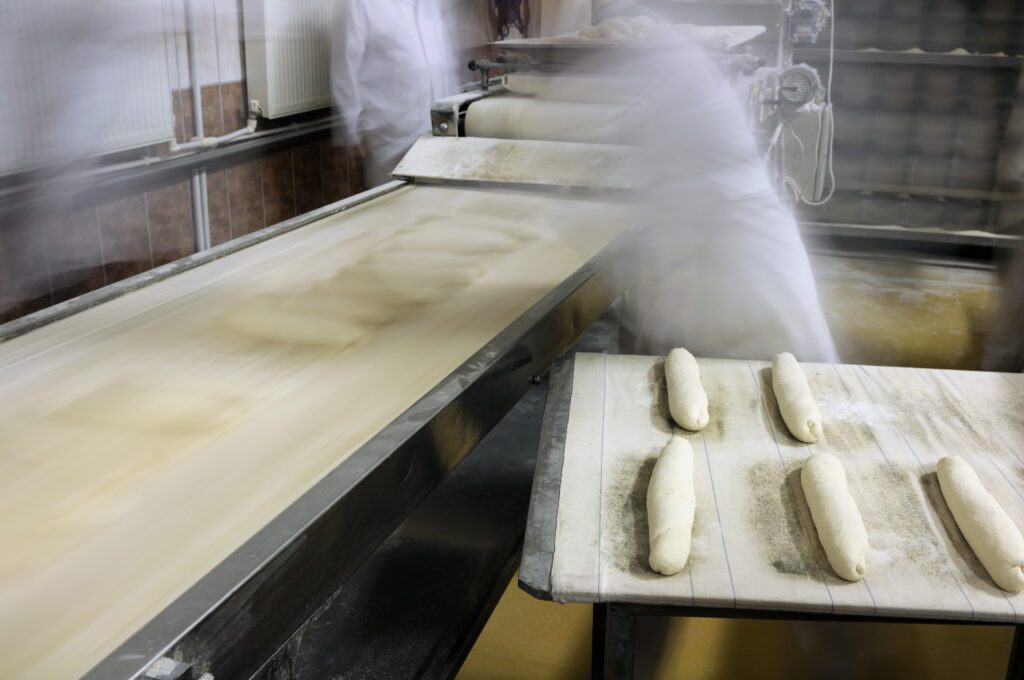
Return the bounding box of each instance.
[519,353,1024,677]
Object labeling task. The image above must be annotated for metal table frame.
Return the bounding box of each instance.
[589,603,1024,680]
[519,356,1024,680]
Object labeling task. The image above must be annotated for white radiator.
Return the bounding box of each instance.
[0,0,176,175]
[242,0,337,119]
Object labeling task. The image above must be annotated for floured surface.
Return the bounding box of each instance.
[549,353,1024,622]
[0,185,634,680]
[393,135,645,190]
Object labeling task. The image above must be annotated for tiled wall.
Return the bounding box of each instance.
[0,134,362,324]
[173,79,364,246]
[1,0,495,326]
[0,0,364,325]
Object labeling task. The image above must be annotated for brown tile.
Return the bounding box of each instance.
[207,169,232,246]
[46,208,107,304]
[347,145,367,195]
[321,142,350,203]
[176,88,195,142]
[170,92,185,144]
[293,143,324,215]
[227,159,265,236]
[201,84,225,137]
[98,195,152,284]
[262,149,296,226]
[147,180,195,266]
[0,220,52,322]
[220,81,247,132]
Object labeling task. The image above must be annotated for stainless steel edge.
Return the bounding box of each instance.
[801,221,1021,248]
[82,225,638,680]
[794,48,1024,68]
[518,354,577,602]
[0,181,406,343]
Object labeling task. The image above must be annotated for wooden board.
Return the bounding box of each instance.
[549,353,1024,622]
[0,185,634,679]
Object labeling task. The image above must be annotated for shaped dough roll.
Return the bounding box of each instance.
[801,454,868,581]
[937,456,1024,593]
[772,352,823,443]
[648,436,696,575]
[665,348,709,431]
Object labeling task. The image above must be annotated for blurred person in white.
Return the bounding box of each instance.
[332,0,461,188]
[586,2,838,362]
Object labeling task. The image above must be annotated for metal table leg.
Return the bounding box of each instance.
[1007,625,1024,680]
[592,604,636,680]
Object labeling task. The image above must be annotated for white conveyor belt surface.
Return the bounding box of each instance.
[0,185,634,680]
[549,353,1024,622]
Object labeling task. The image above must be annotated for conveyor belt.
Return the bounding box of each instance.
[0,184,635,679]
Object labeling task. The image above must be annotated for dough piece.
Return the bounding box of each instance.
[502,73,633,105]
[55,379,243,435]
[648,436,696,575]
[223,294,369,348]
[464,96,630,145]
[308,277,414,325]
[363,250,484,272]
[603,17,635,38]
[801,453,868,581]
[771,352,822,443]
[628,15,658,31]
[412,212,545,242]
[664,347,709,431]
[346,252,484,302]
[937,456,1024,593]
[390,226,520,255]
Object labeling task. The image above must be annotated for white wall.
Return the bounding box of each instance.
[164,0,245,88]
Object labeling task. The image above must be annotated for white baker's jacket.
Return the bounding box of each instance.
[609,32,839,362]
[332,0,460,186]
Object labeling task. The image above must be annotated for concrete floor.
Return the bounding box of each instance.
[814,253,1002,370]
[458,252,1015,680]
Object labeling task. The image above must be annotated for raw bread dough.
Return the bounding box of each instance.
[937,456,1024,593]
[580,23,623,40]
[227,241,492,342]
[308,277,414,325]
[223,294,369,348]
[390,226,520,255]
[55,379,243,435]
[664,347,709,431]
[801,453,868,581]
[772,352,823,443]
[648,435,696,575]
[412,212,545,242]
[351,257,483,302]
[502,73,636,105]
[578,15,658,40]
[363,250,484,272]
[464,96,630,145]
[603,17,635,38]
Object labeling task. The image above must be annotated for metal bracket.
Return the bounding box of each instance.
[144,658,194,680]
